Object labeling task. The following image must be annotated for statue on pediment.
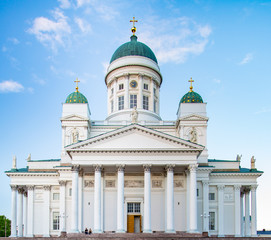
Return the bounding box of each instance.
[190,127,197,143]
[131,106,138,123]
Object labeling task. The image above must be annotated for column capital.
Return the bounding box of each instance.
[165,164,175,172]
[234,184,242,191]
[188,164,198,172]
[43,185,51,191]
[27,185,35,190]
[18,187,25,194]
[59,180,67,186]
[93,164,102,172]
[143,164,152,172]
[217,184,225,191]
[251,184,258,191]
[10,184,17,191]
[243,187,251,193]
[24,191,28,197]
[79,169,84,177]
[202,180,209,186]
[72,165,80,172]
[116,164,125,172]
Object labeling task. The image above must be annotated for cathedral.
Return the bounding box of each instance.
[6,20,262,238]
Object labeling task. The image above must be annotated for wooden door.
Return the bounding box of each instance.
[127,215,134,233]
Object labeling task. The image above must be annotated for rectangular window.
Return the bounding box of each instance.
[127,203,141,213]
[53,212,60,230]
[154,100,157,113]
[209,193,215,200]
[143,96,149,110]
[144,83,148,90]
[134,203,141,213]
[209,212,215,230]
[118,96,124,110]
[127,203,134,213]
[130,94,137,108]
[53,193,59,200]
[119,84,124,90]
[111,100,114,113]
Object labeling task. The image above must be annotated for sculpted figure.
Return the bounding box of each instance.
[12,155,17,169]
[72,128,79,143]
[251,156,256,169]
[190,127,197,143]
[131,106,138,123]
[236,154,242,161]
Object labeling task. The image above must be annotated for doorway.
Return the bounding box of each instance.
[127,202,142,233]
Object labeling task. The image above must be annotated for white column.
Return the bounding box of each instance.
[17,187,24,237]
[166,164,175,233]
[59,181,67,234]
[10,185,17,237]
[143,164,152,233]
[186,171,190,232]
[217,184,224,237]
[43,185,51,237]
[124,74,129,109]
[240,193,244,236]
[245,188,251,237]
[23,191,28,236]
[234,185,241,237]
[27,185,34,237]
[93,164,102,233]
[78,171,83,232]
[189,164,198,233]
[116,165,125,233]
[251,185,258,237]
[71,165,80,233]
[202,181,209,233]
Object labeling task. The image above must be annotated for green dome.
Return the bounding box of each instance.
[65,91,88,103]
[180,91,203,103]
[110,35,158,63]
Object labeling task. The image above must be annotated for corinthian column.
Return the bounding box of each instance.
[234,185,241,237]
[143,164,152,233]
[202,181,209,233]
[217,185,225,237]
[26,185,34,237]
[10,185,17,237]
[59,180,67,234]
[23,191,28,236]
[251,185,258,237]
[116,164,125,233]
[93,164,102,233]
[189,164,198,233]
[244,188,251,237]
[71,165,80,233]
[43,185,51,237]
[17,187,24,237]
[166,164,175,233]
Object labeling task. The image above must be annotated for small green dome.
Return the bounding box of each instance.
[180,91,203,103]
[65,91,88,103]
[110,35,158,63]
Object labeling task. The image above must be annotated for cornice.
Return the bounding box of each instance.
[6,172,59,177]
[210,172,262,177]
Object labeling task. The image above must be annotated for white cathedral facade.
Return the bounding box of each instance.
[6,26,262,238]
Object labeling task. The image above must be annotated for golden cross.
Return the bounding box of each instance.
[74,78,80,92]
[188,77,194,92]
[130,17,138,35]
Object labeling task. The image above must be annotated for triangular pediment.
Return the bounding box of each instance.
[179,114,209,121]
[66,124,204,152]
[61,114,89,121]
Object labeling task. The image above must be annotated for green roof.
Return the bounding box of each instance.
[28,158,61,162]
[110,35,158,63]
[65,91,88,103]
[213,168,263,174]
[180,91,203,103]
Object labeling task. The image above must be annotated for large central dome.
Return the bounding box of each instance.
[110,35,158,63]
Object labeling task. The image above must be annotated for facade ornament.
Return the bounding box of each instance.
[165,164,175,172]
[188,164,198,172]
[234,185,242,191]
[131,106,138,123]
[189,127,197,143]
[12,155,17,169]
[93,164,102,172]
[143,164,152,172]
[217,184,225,191]
[72,127,79,143]
[71,165,80,172]
[116,164,125,172]
[43,185,51,191]
[26,153,31,161]
[236,154,242,161]
[59,180,67,186]
[251,156,256,169]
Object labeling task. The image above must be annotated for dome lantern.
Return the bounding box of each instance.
[65,78,88,103]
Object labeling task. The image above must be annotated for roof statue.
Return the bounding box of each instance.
[251,156,256,169]
[131,106,138,123]
[236,154,242,161]
[12,155,17,169]
[26,153,31,161]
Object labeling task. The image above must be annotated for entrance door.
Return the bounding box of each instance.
[127,202,142,233]
[134,216,140,233]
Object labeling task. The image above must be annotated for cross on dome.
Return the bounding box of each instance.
[74,78,80,92]
[130,17,138,35]
[188,77,194,92]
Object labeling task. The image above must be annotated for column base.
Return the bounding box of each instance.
[116,229,126,233]
[188,230,199,233]
[143,229,152,233]
[165,229,176,233]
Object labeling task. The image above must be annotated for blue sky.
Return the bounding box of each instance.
[1,0,271,230]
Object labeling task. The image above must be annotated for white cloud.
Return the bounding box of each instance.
[58,0,71,9]
[0,80,24,93]
[76,0,91,7]
[213,78,221,84]
[8,37,20,44]
[254,107,271,114]
[27,8,71,51]
[75,17,92,33]
[139,17,212,64]
[32,74,46,85]
[102,61,109,74]
[239,53,253,65]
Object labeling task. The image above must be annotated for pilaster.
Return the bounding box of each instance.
[202,181,209,233]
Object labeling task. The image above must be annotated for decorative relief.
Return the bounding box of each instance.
[224,193,233,201]
[124,180,144,188]
[105,180,115,188]
[202,181,209,186]
[152,180,162,188]
[84,180,94,188]
[43,185,51,191]
[174,180,184,188]
[217,185,225,191]
[35,192,43,200]
[234,185,241,191]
